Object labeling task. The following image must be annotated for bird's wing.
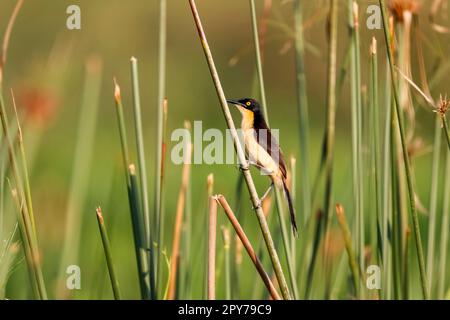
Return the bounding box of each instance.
[254,122,287,179]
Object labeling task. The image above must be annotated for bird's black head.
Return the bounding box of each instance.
[227,98,261,113]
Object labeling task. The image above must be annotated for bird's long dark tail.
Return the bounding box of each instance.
[282,179,298,237]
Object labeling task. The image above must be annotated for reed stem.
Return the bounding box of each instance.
[335,204,360,296]
[426,115,442,294]
[249,0,269,122]
[155,0,167,294]
[95,207,122,300]
[207,196,217,300]
[293,0,312,224]
[167,142,192,299]
[322,0,339,298]
[437,150,450,299]
[130,57,156,299]
[221,226,231,300]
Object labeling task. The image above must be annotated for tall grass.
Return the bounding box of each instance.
[379,0,429,299]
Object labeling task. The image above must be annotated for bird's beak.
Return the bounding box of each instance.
[226,99,246,108]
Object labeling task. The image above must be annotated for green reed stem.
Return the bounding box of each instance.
[443,116,450,151]
[129,164,150,299]
[221,226,231,300]
[249,0,269,122]
[155,0,167,295]
[370,37,382,265]
[95,207,122,300]
[437,150,450,299]
[379,0,429,299]
[293,0,312,225]
[113,80,149,299]
[353,5,365,295]
[11,91,36,235]
[382,64,393,300]
[58,57,102,298]
[130,57,156,299]
[336,204,360,296]
[274,187,299,299]
[322,0,338,298]
[426,115,442,294]
[188,0,291,300]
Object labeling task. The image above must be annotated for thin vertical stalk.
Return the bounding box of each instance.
[207,196,217,300]
[274,188,299,299]
[443,116,450,151]
[58,57,102,297]
[437,150,450,299]
[130,57,155,299]
[370,37,382,264]
[167,142,192,300]
[221,226,231,300]
[379,0,429,299]
[9,186,41,299]
[204,173,214,299]
[188,0,291,300]
[95,207,122,300]
[322,0,339,298]
[426,115,442,294]
[293,0,311,225]
[382,63,393,300]
[335,204,360,296]
[349,3,364,297]
[113,80,149,299]
[402,228,410,299]
[11,90,36,234]
[290,157,297,271]
[128,164,150,299]
[249,0,269,122]
[155,0,167,294]
[216,195,281,300]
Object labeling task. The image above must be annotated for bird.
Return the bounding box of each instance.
[227,98,298,236]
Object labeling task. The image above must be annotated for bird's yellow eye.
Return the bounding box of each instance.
[246,101,251,106]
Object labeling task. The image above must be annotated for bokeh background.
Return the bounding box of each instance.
[0,0,449,299]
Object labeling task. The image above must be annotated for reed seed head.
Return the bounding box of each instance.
[389,0,419,22]
[435,94,449,119]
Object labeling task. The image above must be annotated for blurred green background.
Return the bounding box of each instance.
[0,0,449,299]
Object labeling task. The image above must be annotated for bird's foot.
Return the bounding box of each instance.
[252,198,263,210]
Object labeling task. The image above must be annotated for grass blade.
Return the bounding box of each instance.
[335,204,360,296]
[167,142,192,299]
[155,0,167,295]
[58,56,102,298]
[221,226,231,300]
[207,195,217,300]
[130,56,156,299]
[293,0,312,225]
[95,207,122,300]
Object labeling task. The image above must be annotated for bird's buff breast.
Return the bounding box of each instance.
[242,128,282,182]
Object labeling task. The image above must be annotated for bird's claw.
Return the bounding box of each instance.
[252,199,262,210]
